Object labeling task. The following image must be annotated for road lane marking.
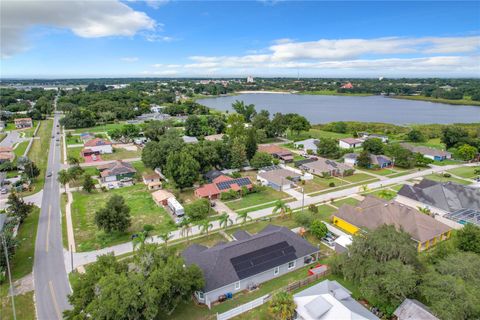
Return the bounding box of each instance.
[46,205,51,252]
[49,281,62,320]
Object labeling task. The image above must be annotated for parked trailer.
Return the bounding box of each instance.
[167,197,185,216]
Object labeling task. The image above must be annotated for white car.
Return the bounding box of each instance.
[107,184,115,190]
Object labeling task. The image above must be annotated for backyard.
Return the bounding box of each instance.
[70,184,176,252]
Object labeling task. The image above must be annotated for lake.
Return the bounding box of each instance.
[197,93,480,124]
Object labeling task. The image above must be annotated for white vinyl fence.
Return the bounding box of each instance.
[216,294,270,320]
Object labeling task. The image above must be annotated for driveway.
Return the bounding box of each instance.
[0,131,24,148]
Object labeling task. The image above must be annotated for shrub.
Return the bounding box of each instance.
[308,204,318,213]
[295,211,315,227]
[230,172,241,178]
[310,220,328,239]
[443,173,451,178]
[329,182,335,187]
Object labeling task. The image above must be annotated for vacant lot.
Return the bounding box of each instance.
[424,173,471,185]
[340,173,376,183]
[101,146,141,161]
[70,184,175,251]
[225,188,290,211]
[71,123,127,134]
[25,119,53,194]
[300,176,348,194]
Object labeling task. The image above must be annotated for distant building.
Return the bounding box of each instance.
[98,160,136,183]
[340,82,353,89]
[195,175,253,199]
[357,132,389,143]
[343,153,392,168]
[246,76,255,83]
[182,135,199,144]
[293,138,319,154]
[339,138,363,149]
[83,138,113,154]
[400,143,451,161]
[0,147,14,163]
[204,133,224,141]
[14,118,33,129]
[258,144,294,162]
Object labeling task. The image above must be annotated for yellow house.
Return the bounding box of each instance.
[332,196,452,252]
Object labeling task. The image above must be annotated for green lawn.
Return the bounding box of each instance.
[432,159,463,166]
[131,161,154,177]
[13,140,29,158]
[332,197,360,208]
[340,173,376,183]
[410,138,446,150]
[0,133,6,142]
[226,217,301,237]
[23,120,53,195]
[424,173,471,185]
[72,123,128,134]
[365,189,397,200]
[287,128,351,141]
[300,90,372,97]
[393,95,480,106]
[363,168,397,176]
[301,176,349,194]
[70,184,176,252]
[169,232,227,253]
[101,147,141,161]
[447,166,479,179]
[66,135,82,145]
[66,146,84,163]
[312,204,337,222]
[0,208,40,320]
[225,188,290,211]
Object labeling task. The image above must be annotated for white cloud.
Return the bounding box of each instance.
[120,57,139,62]
[0,0,156,58]
[144,34,175,42]
[145,0,169,9]
[141,69,179,76]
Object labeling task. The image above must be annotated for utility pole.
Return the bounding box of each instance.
[1,233,17,320]
[301,187,305,214]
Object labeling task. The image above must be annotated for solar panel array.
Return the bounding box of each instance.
[445,208,480,226]
[216,177,251,190]
[231,241,297,279]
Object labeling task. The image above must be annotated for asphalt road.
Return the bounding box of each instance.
[34,110,72,319]
[0,130,23,148]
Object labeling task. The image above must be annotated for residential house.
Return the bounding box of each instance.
[397,179,480,227]
[339,138,363,149]
[257,166,302,191]
[400,143,451,161]
[394,299,439,320]
[195,175,253,199]
[83,138,113,154]
[151,189,174,206]
[293,280,378,320]
[258,144,294,162]
[0,147,14,163]
[182,225,320,308]
[293,138,319,154]
[204,133,224,141]
[142,173,162,190]
[204,169,224,183]
[343,153,392,168]
[298,157,353,177]
[98,160,136,183]
[340,82,354,89]
[358,132,389,143]
[14,118,33,129]
[182,135,199,144]
[332,196,452,251]
[79,132,94,143]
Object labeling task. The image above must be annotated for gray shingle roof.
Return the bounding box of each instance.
[394,299,439,320]
[182,225,318,292]
[398,179,480,212]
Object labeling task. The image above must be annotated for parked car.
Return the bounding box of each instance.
[47,172,52,177]
[107,184,115,189]
[1,188,8,194]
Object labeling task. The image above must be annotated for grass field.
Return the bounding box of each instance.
[340,173,376,183]
[332,197,360,208]
[24,119,53,194]
[299,90,372,97]
[0,208,40,320]
[66,146,84,162]
[70,184,176,252]
[101,147,141,161]
[432,159,463,166]
[71,122,128,134]
[393,95,480,106]
[424,173,471,185]
[13,140,29,157]
[363,168,397,176]
[447,166,479,179]
[300,176,348,194]
[410,138,446,150]
[225,188,290,211]
[287,128,351,142]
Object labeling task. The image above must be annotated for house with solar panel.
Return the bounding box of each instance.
[397,179,480,228]
[194,174,253,199]
[182,225,320,308]
[296,157,354,177]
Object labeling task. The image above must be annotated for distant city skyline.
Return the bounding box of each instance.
[1,0,479,78]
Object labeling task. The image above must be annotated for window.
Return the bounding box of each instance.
[234,281,241,290]
[274,266,280,276]
[288,261,296,270]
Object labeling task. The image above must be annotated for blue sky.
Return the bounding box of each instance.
[1,1,479,78]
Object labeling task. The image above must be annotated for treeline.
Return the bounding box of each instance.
[0,88,55,119]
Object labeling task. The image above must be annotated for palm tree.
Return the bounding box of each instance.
[218,212,233,230]
[67,156,80,166]
[132,232,147,251]
[180,218,192,243]
[273,200,289,219]
[360,185,369,193]
[236,211,252,225]
[159,231,172,247]
[57,169,71,193]
[198,220,214,237]
[418,207,432,216]
[378,189,394,200]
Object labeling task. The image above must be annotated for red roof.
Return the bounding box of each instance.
[213,175,233,183]
[341,82,354,89]
[84,138,112,147]
[195,183,220,198]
